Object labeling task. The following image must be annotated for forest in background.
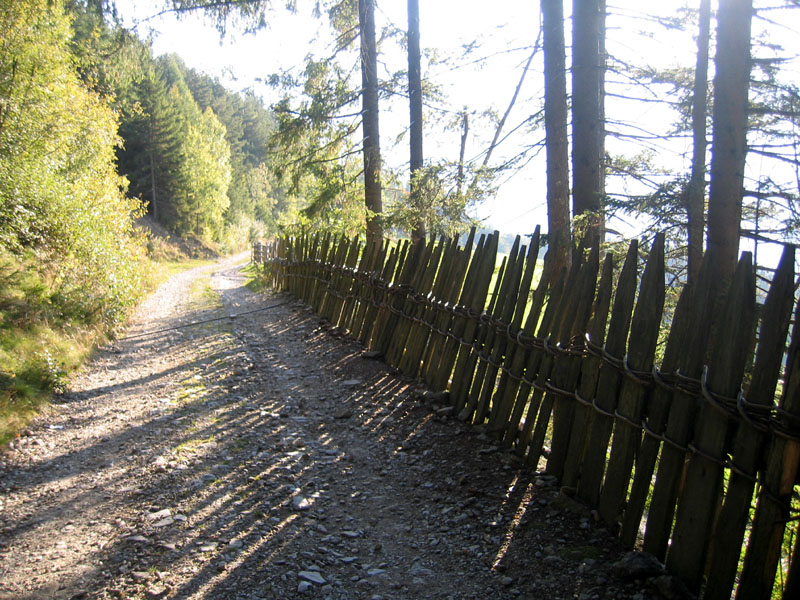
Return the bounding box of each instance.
[0,0,295,440]
[142,0,800,290]
[2,0,800,437]
[72,2,294,245]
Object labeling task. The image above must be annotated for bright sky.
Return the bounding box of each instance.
[115,1,798,249]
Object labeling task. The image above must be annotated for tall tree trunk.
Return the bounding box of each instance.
[359,0,382,244]
[148,117,159,222]
[407,0,425,245]
[149,148,159,222]
[456,111,469,199]
[542,0,571,277]
[707,0,753,285]
[686,0,711,286]
[571,0,606,248]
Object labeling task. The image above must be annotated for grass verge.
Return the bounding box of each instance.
[242,263,271,293]
[0,255,220,447]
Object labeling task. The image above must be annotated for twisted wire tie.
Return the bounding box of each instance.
[591,396,617,419]
[737,391,770,434]
[614,408,644,431]
[623,355,652,386]
[700,365,738,418]
[674,368,702,395]
[652,365,675,391]
[574,388,593,408]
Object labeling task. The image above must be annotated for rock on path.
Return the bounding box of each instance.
[0,255,661,600]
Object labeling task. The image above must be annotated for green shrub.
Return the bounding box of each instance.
[0,0,150,442]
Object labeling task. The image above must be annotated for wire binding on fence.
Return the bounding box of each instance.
[258,250,800,452]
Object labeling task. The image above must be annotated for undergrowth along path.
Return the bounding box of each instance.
[0,255,657,600]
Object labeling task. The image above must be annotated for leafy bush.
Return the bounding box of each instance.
[0,0,150,441]
[0,0,148,327]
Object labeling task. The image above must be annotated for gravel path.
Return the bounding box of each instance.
[0,256,665,600]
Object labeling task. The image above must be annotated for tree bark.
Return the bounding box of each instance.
[571,0,606,248]
[456,111,469,199]
[359,0,382,244]
[686,0,711,286]
[542,0,571,277]
[407,0,425,245]
[707,0,753,285]
[149,143,159,223]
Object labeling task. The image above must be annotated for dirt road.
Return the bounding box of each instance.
[0,256,658,599]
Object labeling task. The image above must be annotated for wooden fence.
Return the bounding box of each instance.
[253,230,800,599]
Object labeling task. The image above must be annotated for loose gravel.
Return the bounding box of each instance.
[0,255,670,600]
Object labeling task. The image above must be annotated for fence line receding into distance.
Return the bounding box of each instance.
[252,229,800,600]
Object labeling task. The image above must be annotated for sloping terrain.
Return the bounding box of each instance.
[0,256,663,600]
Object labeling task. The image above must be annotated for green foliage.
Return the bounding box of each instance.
[0,0,148,325]
[606,151,688,239]
[67,0,147,98]
[116,58,182,225]
[746,49,800,240]
[315,0,359,50]
[172,102,232,238]
[169,0,279,35]
[182,67,279,230]
[267,55,366,236]
[0,0,151,441]
[608,7,800,258]
[388,164,478,239]
[113,54,231,240]
[107,42,284,243]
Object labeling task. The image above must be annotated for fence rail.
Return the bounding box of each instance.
[253,230,800,600]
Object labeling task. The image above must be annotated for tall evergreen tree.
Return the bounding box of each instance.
[706,0,754,285]
[686,0,712,285]
[407,0,425,245]
[571,0,606,248]
[117,59,182,225]
[116,54,233,239]
[173,105,231,237]
[359,0,383,244]
[542,0,571,277]
[183,67,275,224]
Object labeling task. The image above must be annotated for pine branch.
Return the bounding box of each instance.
[138,0,267,23]
[465,34,541,197]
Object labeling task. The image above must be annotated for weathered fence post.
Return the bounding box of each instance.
[540,244,600,473]
[738,294,800,598]
[514,246,588,460]
[363,241,404,349]
[596,234,665,529]
[560,252,614,488]
[473,232,541,425]
[353,238,390,344]
[489,251,554,443]
[385,237,439,369]
[486,228,542,432]
[442,233,498,405]
[667,253,756,592]
[642,248,721,560]
[426,232,485,392]
[400,235,465,377]
[460,237,524,422]
[703,246,795,599]
[508,261,569,453]
[575,241,639,505]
